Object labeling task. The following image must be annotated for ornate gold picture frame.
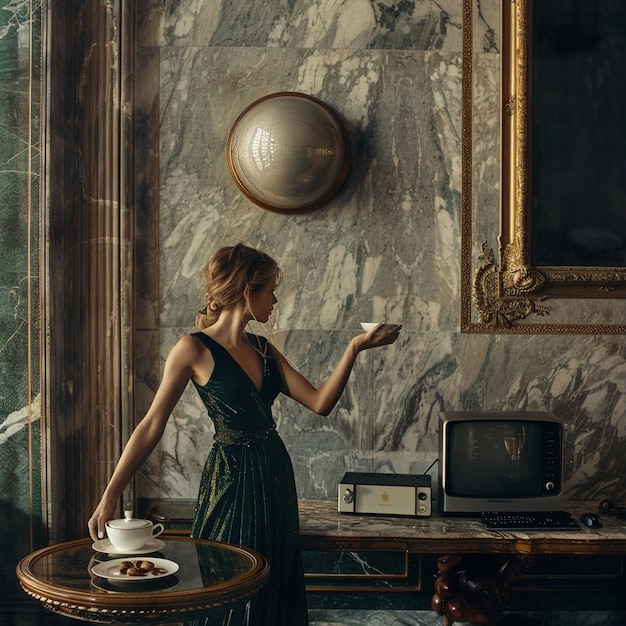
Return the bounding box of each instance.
[461,0,626,334]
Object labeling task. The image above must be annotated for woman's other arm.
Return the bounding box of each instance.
[87,335,203,540]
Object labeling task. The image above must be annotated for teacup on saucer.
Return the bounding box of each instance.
[104,511,165,552]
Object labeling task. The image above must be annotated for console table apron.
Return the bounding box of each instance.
[16,535,269,624]
[298,499,626,625]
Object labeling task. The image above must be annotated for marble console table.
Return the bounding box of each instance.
[298,499,626,625]
[141,498,626,624]
[144,498,626,554]
[298,499,626,554]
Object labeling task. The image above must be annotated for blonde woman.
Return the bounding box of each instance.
[88,243,401,625]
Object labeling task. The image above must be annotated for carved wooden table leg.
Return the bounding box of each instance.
[431,554,533,625]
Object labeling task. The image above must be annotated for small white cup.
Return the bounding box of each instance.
[360,322,397,334]
[105,511,164,552]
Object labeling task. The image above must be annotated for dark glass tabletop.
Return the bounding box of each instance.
[17,536,269,623]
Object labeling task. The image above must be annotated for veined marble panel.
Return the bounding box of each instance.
[471,52,499,250]
[157,0,473,51]
[473,2,499,55]
[0,0,42,605]
[280,331,626,502]
[134,0,626,533]
[159,45,463,333]
[0,0,39,497]
[136,326,626,504]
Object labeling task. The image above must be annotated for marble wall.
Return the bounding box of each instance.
[0,0,623,621]
[0,0,622,620]
[133,0,626,509]
[0,0,41,608]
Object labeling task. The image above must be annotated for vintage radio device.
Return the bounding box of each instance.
[338,472,432,517]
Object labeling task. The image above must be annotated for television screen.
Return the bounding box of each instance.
[439,411,563,513]
[447,420,543,498]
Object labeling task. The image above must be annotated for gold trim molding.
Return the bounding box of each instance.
[461,0,626,334]
[472,241,551,330]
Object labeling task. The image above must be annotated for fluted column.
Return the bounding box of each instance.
[43,0,135,542]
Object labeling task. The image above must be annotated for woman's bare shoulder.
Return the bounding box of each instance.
[167,333,208,362]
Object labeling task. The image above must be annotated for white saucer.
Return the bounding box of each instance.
[92,537,165,555]
[91,557,178,582]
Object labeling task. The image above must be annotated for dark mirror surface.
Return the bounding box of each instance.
[531,0,626,267]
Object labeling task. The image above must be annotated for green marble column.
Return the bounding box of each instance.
[0,0,42,611]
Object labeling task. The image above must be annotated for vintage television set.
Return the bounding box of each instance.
[438,411,563,514]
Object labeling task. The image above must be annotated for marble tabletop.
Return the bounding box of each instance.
[298,499,626,555]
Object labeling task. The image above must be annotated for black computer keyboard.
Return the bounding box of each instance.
[482,511,580,531]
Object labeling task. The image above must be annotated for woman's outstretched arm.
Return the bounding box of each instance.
[274,323,401,416]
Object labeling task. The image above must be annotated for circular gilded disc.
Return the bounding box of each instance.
[227,92,350,213]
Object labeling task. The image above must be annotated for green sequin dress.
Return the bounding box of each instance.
[189,332,308,626]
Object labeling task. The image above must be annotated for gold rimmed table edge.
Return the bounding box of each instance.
[16,536,269,623]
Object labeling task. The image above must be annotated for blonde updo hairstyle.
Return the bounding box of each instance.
[196,243,282,330]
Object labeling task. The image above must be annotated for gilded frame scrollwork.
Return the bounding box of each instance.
[461,0,626,334]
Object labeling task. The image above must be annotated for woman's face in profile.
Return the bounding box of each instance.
[248,272,278,323]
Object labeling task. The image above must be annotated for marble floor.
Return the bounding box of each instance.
[5,608,626,625]
[309,611,445,625]
[308,611,626,625]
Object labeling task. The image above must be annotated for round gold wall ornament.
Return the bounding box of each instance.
[227,92,350,214]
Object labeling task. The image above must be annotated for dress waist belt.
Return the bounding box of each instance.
[214,425,277,447]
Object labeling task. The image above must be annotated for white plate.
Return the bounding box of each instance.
[91,557,179,582]
[360,322,398,333]
[91,574,179,593]
[92,538,165,555]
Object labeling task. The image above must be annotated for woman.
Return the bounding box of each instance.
[88,243,401,625]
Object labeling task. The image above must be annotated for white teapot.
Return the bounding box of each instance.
[105,511,164,552]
